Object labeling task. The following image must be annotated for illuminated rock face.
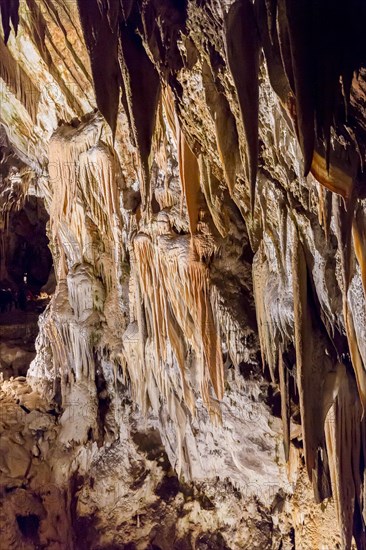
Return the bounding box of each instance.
[0,1,365,548]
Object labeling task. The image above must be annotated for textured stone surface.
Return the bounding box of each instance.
[0,1,365,548]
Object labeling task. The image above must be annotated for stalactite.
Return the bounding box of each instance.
[2,1,366,545]
[202,61,239,196]
[165,303,195,415]
[78,142,120,238]
[278,349,290,461]
[48,114,104,238]
[264,0,277,44]
[129,235,190,416]
[275,0,295,95]
[132,232,224,420]
[162,86,214,236]
[254,217,336,502]
[0,0,19,44]
[118,16,161,210]
[177,130,201,235]
[325,364,366,550]
[353,209,366,298]
[225,0,260,213]
[311,151,354,199]
[74,0,366,217]
[198,155,228,238]
[288,228,334,504]
[0,38,40,122]
[311,5,336,169]
[345,307,366,412]
[122,320,149,415]
[256,0,291,102]
[283,0,315,176]
[292,227,316,478]
[66,323,94,382]
[161,86,178,143]
[213,98,239,197]
[317,182,326,237]
[43,302,96,396]
[187,254,224,404]
[43,117,124,427]
[77,0,120,137]
[252,243,277,383]
[316,182,332,241]
[260,0,366,188]
[333,194,366,412]
[24,0,51,65]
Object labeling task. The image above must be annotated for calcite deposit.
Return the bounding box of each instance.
[0,1,365,549]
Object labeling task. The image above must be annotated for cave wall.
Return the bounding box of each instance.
[0,1,365,549]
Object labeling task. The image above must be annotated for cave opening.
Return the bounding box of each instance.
[16,514,40,542]
[0,151,55,378]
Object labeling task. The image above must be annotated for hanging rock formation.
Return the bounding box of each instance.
[0,1,366,548]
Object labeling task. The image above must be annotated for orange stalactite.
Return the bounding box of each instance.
[177,129,201,236]
[133,232,224,420]
[162,85,202,236]
[292,227,316,479]
[310,151,353,199]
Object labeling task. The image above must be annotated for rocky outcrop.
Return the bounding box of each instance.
[0,1,365,548]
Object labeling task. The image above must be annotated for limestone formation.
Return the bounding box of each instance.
[0,1,365,548]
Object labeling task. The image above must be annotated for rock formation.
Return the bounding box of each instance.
[0,1,365,548]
